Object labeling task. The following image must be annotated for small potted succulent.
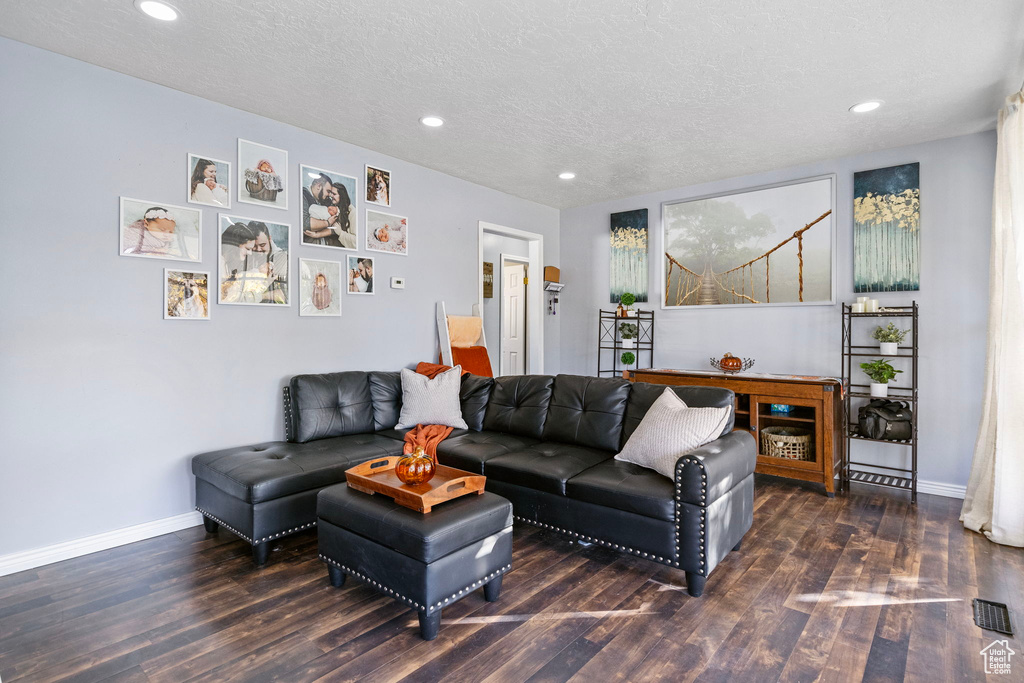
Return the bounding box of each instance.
[619,292,637,317]
[860,358,902,397]
[619,321,638,348]
[872,323,909,356]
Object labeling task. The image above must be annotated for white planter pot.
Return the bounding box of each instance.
[624,309,636,317]
[870,382,889,398]
[620,339,635,348]
[879,342,898,355]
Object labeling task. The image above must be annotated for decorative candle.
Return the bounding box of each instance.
[857,296,868,304]
[851,302,865,313]
[867,299,879,312]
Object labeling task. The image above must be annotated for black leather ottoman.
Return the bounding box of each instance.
[317,483,513,640]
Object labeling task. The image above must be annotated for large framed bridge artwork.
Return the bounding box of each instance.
[661,175,836,309]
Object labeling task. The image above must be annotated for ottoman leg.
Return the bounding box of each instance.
[418,610,441,641]
[483,575,503,602]
[685,572,706,598]
[252,543,270,567]
[203,516,219,534]
[732,539,743,552]
[327,565,347,588]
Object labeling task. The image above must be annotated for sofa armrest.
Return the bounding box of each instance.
[674,431,756,506]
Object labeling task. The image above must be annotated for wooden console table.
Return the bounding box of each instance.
[630,369,843,496]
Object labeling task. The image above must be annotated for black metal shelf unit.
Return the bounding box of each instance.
[597,309,654,377]
[839,302,919,503]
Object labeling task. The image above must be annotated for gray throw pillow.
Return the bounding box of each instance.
[614,388,731,479]
[396,366,469,430]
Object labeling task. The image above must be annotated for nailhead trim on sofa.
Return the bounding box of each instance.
[675,455,709,576]
[283,386,294,442]
[319,553,512,614]
[195,507,316,545]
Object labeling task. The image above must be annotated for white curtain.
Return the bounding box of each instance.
[960,90,1024,547]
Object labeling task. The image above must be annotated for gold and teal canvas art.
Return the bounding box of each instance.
[610,208,648,303]
[853,163,920,292]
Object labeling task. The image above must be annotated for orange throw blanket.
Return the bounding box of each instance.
[436,346,493,378]
[403,362,462,461]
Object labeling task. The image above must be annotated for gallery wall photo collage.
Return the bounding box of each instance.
[118,139,407,320]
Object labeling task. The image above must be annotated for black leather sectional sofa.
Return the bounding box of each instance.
[192,371,756,596]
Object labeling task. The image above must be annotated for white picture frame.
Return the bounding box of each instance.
[237,139,289,210]
[186,153,231,208]
[347,255,375,295]
[218,213,291,306]
[119,197,202,263]
[164,268,211,320]
[299,164,358,251]
[365,164,392,207]
[365,209,408,256]
[298,258,343,316]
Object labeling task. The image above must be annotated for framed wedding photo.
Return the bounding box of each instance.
[366,209,408,256]
[164,269,211,320]
[365,164,392,207]
[218,214,291,306]
[300,164,358,250]
[119,197,202,263]
[299,258,342,316]
[238,139,288,210]
[348,255,375,295]
[186,154,231,208]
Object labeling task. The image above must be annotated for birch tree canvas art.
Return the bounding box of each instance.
[853,163,920,292]
[610,208,648,303]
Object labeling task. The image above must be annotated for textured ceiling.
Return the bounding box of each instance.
[2,0,1022,209]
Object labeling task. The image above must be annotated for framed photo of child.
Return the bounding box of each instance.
[120,197,202,262]
[298,258,342,316]
[366,209,408,256]
[218,214,290,306]
[164,269,211,320]
[238,139,288,210]
[348,256,374,295]
[365,165,391,207]
[187,154,231,208]
[300,164,358,250]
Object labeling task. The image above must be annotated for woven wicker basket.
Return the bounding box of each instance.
[761,426,814,461]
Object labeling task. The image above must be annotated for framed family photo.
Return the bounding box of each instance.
[164,269,211,320]
[120,197,202,262]
[238,139,288,210]
[300,164,358,250]
[348,255,375,295]
[187,154,231,208]
[298,258,342,316]
[218,214,290,306]
[366,209,408,256]
[365,165,391,207]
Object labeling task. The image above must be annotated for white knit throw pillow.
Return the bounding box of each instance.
[614,388,731,479]
[396,366,468,430]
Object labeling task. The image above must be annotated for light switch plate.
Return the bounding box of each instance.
[391,277,405,289]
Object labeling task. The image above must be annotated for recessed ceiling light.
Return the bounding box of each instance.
[849,100,882,113]
[419,116,444,127]
[559,172,576,180]
[134,0,179,21]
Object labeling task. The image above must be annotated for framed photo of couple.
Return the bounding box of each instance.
[348,256,374,295]
[218,214,291,306]
[300,164,358,251]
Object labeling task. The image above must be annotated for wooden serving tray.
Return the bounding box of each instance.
[345,456,486,513]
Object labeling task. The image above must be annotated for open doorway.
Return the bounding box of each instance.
[478,222,544,376]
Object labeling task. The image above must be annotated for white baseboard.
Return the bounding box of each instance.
[918,480,967,500]
[0,511,203,578]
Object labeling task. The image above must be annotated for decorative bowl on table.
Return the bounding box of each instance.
[709,353,755,374]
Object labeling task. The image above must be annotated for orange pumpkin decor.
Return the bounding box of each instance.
[710,352,755,374]
[395,446,436,486]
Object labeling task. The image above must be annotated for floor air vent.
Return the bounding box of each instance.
[973,598,1014,635]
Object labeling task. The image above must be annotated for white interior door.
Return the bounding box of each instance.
[501,261,527,375]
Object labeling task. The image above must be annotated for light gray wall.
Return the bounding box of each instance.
[0,38,559,556]
[481,233,530,375]
[559,131,995,490]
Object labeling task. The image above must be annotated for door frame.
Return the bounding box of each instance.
[498,254,530,376]
[478,221,544,374]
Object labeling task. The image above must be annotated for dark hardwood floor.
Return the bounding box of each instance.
[2,476,1022,682]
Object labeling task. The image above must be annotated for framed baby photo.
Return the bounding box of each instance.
[348,255,375,295]
[366,209,408,256]
[238,139,288,210]
[365,164,392,207]
[187,153,231,208]
[298,258,342,316]
[120,197,202,263]
[218,214,291,306]
[164,269,211,321]
[299,164,358,250]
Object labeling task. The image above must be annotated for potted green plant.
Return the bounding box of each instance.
[618,321,638,348]
[620,351,636,379]
[860,358,902,397]
[872,323,910,356]
[620,292,637,317]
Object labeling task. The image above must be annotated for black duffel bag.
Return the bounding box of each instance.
[858,399,913,440]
